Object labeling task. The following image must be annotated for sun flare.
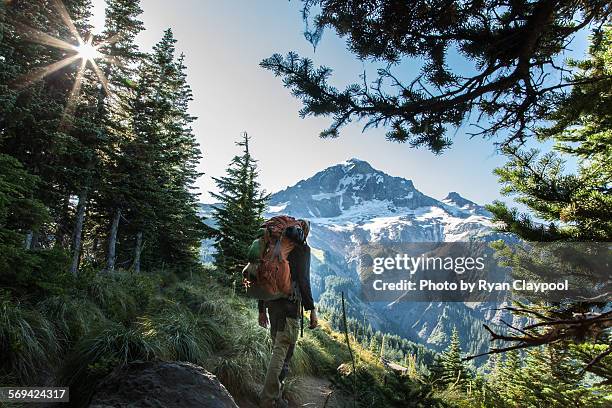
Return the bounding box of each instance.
[13,0,119,126]
[74,38,101,62]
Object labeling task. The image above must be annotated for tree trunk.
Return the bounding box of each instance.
[24,231,33,249]
[31,231,39,249]
[133,231,143,273]
[55,192,71,248]
[105,207,122,273]
[70,188,88,276]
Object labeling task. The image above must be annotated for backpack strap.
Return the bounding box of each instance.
[289,280,304,338]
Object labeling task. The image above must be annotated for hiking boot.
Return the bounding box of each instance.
[278,362,289,384]
[274,398,289,408]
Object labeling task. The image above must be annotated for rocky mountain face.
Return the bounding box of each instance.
[202,159,514,359]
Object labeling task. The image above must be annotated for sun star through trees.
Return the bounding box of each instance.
[12,0,122,123]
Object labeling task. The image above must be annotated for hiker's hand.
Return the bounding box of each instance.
[309,309,318,329]
[258,312,268,328]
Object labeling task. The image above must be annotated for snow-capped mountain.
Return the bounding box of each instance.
[265,159,512,357]
[202,158,513,358]
[268,158,494,245]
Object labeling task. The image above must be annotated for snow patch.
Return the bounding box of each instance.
[268,202,289,213]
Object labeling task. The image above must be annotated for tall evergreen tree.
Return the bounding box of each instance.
[482,26,612,379]
[89,0,144,273]
[495,350,523,406]
[211,132,269,280]
[120,29,205,271]
[440,327,470,389]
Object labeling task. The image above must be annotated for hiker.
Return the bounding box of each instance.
[256,218,318,408]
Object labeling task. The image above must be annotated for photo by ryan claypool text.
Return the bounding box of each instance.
[371,279,570,293]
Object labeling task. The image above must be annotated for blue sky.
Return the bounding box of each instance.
[90,0,588,205]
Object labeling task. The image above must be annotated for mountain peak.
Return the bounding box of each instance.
[268,159,439,218]
[339,158,374,173]
[344,157,366,164]
[444,192,473,204]
[443,192,491,216]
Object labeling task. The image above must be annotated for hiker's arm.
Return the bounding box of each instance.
[298,245,315,311]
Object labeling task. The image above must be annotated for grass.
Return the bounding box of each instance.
[0,298,58,384]
[0,268,449,407]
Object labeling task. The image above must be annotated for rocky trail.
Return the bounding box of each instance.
[88,361,346,408]
[291,375,343,408]
[237,375,345,408]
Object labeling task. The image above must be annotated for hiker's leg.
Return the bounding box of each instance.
[260,317,298,407]
[278,343,295,383]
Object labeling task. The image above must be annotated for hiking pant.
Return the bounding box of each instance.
[259,316,298,407]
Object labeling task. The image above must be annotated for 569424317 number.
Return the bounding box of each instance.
[0,387,69,402]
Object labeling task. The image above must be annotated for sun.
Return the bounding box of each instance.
[74,38,101,62]
[12,0,122,126]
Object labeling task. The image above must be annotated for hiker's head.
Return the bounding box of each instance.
[298,219,310,240]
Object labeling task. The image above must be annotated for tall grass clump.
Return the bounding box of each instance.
[37,295,105,346]
[60,320,164,407]
[86,272,139,323]
[0,298,58,384]
[205,304,272,398]
[143,302,219,364]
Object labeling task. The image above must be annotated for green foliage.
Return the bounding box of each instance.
[477,347,612,408]
[116,29,206,271]
[0,297,58,384]
[210,132,270,279]
[484,26,612,386]
[261,1,611,151]
[145,303,218,364]
[438,327,470,389]
[1,0,204,277]
[488,26,612,242]
[37,295,105,344]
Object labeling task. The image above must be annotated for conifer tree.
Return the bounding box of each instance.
[440,327,470,389]
[262,1,611,151]
[495,350,523,406]
[0,0,100,275]
[369,333,381,355]
[129,32,205,270]
[90,0,144,273]
[211,133,269,279]
[482,26,612,378]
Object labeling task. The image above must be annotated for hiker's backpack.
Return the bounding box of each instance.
[242,215,307,300]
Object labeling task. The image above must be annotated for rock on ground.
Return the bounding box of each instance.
[89,360,238,408]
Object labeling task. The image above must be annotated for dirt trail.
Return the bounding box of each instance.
[290,375,344,408]
[236,375,345,408]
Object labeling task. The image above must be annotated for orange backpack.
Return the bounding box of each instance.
[242,216,305,300]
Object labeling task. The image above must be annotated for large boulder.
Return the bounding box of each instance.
[89,361,238,408]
